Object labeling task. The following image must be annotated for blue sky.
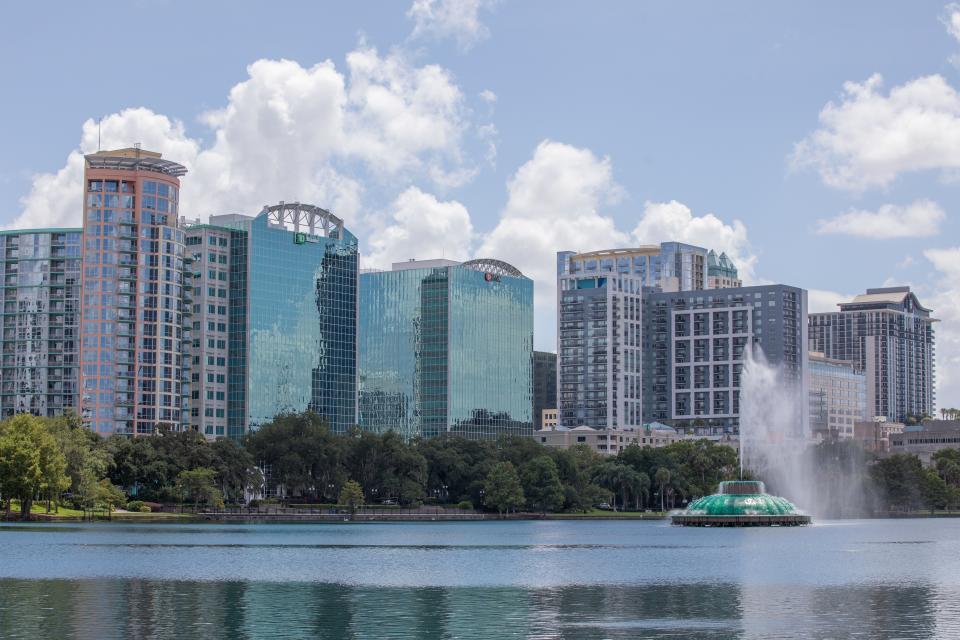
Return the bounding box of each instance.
[2,1,959,406]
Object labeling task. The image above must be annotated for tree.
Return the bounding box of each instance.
[96,480,127,512]
[921,468,949,514]
[176,468,224,511]
[654,467,672,513]
[484,462,524,516]
[0,415,69,518]
[521,456,565,514]
[338,480,364,518]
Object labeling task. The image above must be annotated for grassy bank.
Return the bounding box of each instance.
[544,509,668,520]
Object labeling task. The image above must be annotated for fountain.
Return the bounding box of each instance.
[671,480,811,526]
[672,350,812,527]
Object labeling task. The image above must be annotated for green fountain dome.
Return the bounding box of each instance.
[672,479,811,526]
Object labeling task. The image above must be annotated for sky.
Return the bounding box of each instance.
[1,1,959,407]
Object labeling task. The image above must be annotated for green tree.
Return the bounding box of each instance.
[920,468,949,513]
[870,454,924,512]
[654,467,672,513]
[96,479,127,512]
[521,456,565,513]
[338,480,364,518]
[484,461,525,516]
[0,415,69,518]
[176,468,224,511]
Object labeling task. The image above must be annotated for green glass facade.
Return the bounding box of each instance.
[246,212,358,433]
[359,261,533,440]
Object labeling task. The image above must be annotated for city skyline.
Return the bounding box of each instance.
[1,1,958,406]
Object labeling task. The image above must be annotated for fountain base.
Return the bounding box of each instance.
[671,480,811,527]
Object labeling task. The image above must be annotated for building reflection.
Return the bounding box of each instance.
[0,579,955,640]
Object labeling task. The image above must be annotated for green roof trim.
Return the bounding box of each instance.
[0,227,82,236]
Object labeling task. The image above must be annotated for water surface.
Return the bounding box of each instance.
[0,519,957,639]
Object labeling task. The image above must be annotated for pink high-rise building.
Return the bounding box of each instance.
[80,148,189,435]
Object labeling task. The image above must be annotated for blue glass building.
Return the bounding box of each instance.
[359,258,533,440]
[186,203,358,437]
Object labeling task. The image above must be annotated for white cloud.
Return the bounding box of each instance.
[792,73,960,191]
[924,247,960,408]
[479,140,627,349]
[364,186,474,269]
[631,200,757,284]
[815,199,946,239]
[10,47,472,230]
[479,89,497,103]
[943,3,960,42]
[407,0,497,51]
[807,289,852,314]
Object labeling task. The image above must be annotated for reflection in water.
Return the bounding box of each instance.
[0,580,952,640]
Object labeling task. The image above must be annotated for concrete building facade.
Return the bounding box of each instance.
[642,284,809,436]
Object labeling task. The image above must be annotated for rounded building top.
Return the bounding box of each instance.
[461,258,524,278]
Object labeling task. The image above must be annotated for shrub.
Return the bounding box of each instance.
[138,505,152,513]
[456,500,474,510]
[126,500,145,512]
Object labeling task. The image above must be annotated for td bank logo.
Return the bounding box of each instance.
[294,232,307,245]
[484,272,501,283]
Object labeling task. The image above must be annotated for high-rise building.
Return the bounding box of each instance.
[809,286,936,423]
[185,202,359,438]
[707,250,742,289]
[532,350,557,430]
[359,258,533,440]
[641,284,808,436]
[0,229,82,418]
[808,352,867,440]
[556,244,721,429]
[80,148,188,436]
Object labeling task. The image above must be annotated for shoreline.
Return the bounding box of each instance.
[6,510,960,523]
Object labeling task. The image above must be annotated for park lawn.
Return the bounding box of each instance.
[546,509,668,519]
[3,501,87,518]
[112,511,192,520]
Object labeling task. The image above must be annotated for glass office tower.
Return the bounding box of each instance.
[359,258,533,440]
[0,229,82,417]
[185,204,358,438]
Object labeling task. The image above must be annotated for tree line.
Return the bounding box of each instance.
[3,411,960,519]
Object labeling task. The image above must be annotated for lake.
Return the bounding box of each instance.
[0,519,958,639]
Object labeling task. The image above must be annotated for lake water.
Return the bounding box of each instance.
[1,519,958,639]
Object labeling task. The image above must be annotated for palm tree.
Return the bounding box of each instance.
[654,467,671,513]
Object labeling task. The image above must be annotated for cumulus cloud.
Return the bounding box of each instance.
[10,47,472,230]
[631,200,757,284]
[815,199,946,239]
[364,186,474,269]
[924,247,960,407]
[479,140,627,349]
[792,73,960,191]
[479,89,497,103]
[407,0,497,51]
[943,3,960,42]
[807,288,853,314]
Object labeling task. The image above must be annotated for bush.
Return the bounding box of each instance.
[456,500,474,510]
[138,505,152,513]
[126,500,145,512]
